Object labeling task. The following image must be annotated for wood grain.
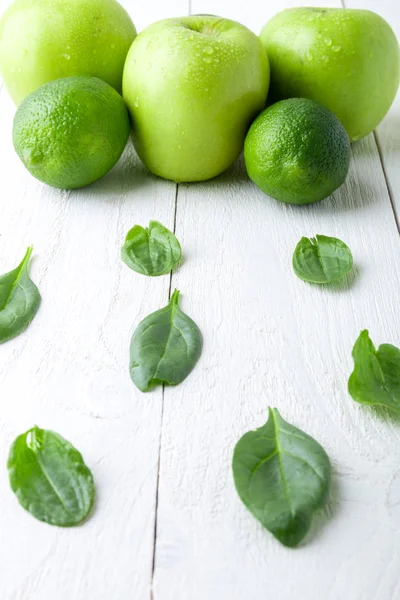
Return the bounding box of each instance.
[0,1,184,599]
[153,2,400,600]
[0,0,399,598]
[345,0,400,226]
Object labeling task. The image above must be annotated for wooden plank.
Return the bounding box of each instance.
[0,1,186,598]
[153,2,400,599]
[343,0,400,225]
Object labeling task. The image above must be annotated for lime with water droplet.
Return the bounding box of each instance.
[244,98,350,205]
[13,76,130,189]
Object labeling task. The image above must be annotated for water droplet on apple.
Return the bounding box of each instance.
[331,45,341,52]
[306,51,313,61]
[111,43,116,49]
[324,38,332,46]
[214,58,220,63]
[203,46,214,55]
[204,88,209,92]
[63,53,71,60]
[134,98,139,108]
[322,55,329,63]
[203,57,212,64]
[178,144,182,150]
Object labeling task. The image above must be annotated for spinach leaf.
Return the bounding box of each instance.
[232,408,331,547]
[130,289,202,392]
[0,246,41,343]
[348,330,400,412]
[8,426,95,527]
[121,220,182,276]
[292,235,353,283]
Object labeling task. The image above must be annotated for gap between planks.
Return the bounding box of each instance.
[151,6,192,594]
[150,181,179,599]
[341,0,400,237]
[373,131,400,234]
[149,0,399,595]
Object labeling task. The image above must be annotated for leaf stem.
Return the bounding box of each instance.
[19,246,34,276]
[22,246,33,266]
[169,288,180,306]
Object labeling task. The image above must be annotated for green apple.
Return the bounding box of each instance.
[123,16,269,182]
[260,8,400,141]
[0,0,136,105]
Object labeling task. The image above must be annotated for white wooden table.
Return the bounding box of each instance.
[0,0,399,598]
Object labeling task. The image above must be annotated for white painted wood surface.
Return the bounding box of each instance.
[0,0,399,598]
[347,0,400,224]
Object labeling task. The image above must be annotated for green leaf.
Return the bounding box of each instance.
[7,426,95,527]
[130,289,202,392]
[348,330,400,412]
[292,235,353,283]
[0,247,41,343]
[121,220,182,276]
[232,408,331,547]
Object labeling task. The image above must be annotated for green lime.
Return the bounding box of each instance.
[13,76,130,189]
[244,98,350,205]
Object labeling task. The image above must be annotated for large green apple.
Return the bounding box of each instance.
[260,8,400,141]
[123,16,269,182]
[0,0,136,105]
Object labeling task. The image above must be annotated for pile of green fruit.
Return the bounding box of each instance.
[1,0,399,202]
[0,0,400,549]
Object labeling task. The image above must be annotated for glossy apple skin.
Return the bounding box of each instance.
[260,8,400,141]
[0,0,136,105]
[123,16,269,182]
